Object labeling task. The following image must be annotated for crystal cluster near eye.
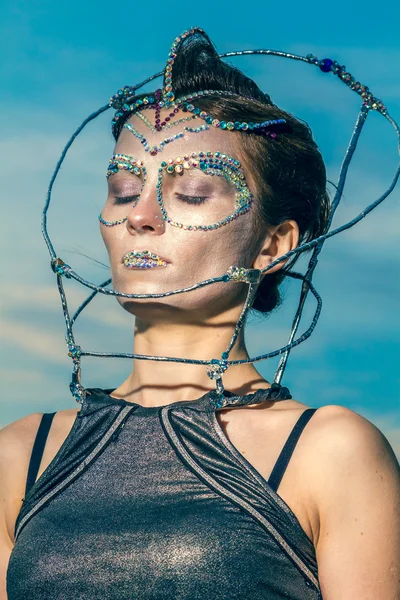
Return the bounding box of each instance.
[155,151,253,231]
[106,154,145,179]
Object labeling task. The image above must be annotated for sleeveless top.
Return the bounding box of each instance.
[6,384,322,599]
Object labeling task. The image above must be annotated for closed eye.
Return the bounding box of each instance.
[175,193,208,206]
[114,195,140,206]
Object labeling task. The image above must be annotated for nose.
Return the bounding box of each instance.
[125,182,165,235]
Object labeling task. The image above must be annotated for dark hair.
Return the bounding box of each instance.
[115,30,331,314]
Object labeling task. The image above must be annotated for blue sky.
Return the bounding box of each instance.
[1,0,399,458]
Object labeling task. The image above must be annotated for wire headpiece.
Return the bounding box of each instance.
[42,27,400,408]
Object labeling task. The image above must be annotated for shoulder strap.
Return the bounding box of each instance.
[25,412,56,497]
[267,408,317,493]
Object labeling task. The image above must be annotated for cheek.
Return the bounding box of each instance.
[177,212,257,273]
[218,213,258,264]
[100,225,113,258]
[100,225,126,268]
[100,223,107,247]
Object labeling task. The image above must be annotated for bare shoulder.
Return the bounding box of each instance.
[301,405,400,595]
[294,402,400,483]
[0,408,80,459]
[301,403,399,466]
[0,408,80,479]
[0,412,45,467]
[0,408,80,544]
[298,404,400,537]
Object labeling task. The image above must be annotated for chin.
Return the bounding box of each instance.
[111,269,175,296]
[118,298,193,322]
[116,281,247,326]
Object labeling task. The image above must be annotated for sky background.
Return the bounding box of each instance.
[0,0,399,459]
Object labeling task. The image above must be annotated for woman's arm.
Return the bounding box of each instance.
[0,414,44,600]
[314,406,400,599]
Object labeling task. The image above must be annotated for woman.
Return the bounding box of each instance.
[2,29,399,599]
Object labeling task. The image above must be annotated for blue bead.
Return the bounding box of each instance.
[234,121,241,130]
[205,116,213,124]
[319,58,333,73]
[220,121,227,129]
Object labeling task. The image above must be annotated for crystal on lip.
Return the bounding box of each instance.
[122,250,167,269]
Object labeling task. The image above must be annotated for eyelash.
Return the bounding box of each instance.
[176,193,208,205]
[113,193,208,206]
[114,195,140,206]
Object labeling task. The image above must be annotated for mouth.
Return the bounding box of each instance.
[122,250,168,269]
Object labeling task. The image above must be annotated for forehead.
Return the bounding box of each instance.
[114,109,240,164]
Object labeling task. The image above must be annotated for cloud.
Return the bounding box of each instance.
[0,317,68,364]
[0,367,46,387]
[1,284,132,329]
[327,167,400,252]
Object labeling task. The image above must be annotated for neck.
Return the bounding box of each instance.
[111,314,269,407]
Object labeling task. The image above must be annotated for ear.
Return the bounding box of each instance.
[252,220,299,273]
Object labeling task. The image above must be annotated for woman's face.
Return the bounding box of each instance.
[100,109,263,323]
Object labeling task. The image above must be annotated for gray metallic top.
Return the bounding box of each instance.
[7,385,321,599]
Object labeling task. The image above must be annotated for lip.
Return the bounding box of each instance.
[122,250,168,269]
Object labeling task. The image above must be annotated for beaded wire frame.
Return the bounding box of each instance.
[43,27,400,408]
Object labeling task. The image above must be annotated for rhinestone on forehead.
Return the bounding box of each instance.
[135,109,197,133]
[111,88,289,138]
[109,28,289,138]
[123,122,211,155]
